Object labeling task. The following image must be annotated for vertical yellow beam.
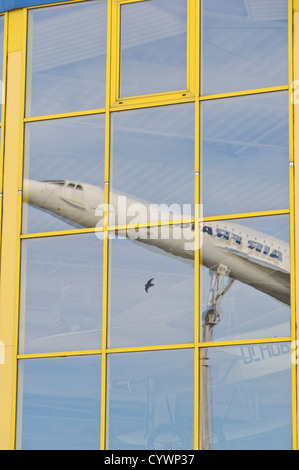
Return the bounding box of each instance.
[100,0,113,450]
[110,0,120,105]
[290,0,298,451]
[190,0,200,451]
[100,184,109,450]
[0,13,7,194]
[187,0,196,95]
[0,9,26,450]
[0,13,8,263]
[293,3,299,451]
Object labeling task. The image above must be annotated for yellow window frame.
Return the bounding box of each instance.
[0,0,296,451]
[109,0,198,109]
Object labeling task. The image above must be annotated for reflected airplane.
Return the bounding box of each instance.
[22,179,291,451]
[23,179,290,312]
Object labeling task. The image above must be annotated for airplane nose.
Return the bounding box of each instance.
[23,179,55,206]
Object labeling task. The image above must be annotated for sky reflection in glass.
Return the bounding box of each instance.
[203,343,292,450]
[107,349,194,450]
[26,0,107,116]
[19,234,103,354]
[201,0,288,95]
[16,356,102,450]
[108,231,194,348]
[120,0,187,97]
[111,103,195,218]
[201,92,289,216]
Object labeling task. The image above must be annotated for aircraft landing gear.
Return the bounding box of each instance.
[203,264,235,342]
[200,264,235,450]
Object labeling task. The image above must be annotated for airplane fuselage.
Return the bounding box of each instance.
[23,179,290,306]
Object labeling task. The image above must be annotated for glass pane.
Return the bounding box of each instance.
[107,349,194,450]
[108,224,194,348]
[19,234,103,354]
[201,92,289,216]
[200,215,290,343]
[22,114,105,234]
[111,104,195,221]
[120,0,187,97]
[16,356,101,450]
[200,343,292,450]
[26,0,107,117]
[201,0,288,95]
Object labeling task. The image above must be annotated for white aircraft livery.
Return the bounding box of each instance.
[23,179,290,307]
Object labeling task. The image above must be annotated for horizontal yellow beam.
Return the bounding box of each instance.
[112,90,194,108]
[107,343,195,355]
[20,226,104,239]
[295,0,299,12]
[116,0,146,5]
[19,209,290,240]
[199,85,289,102]
[110,209,290,232]
[108,218,194,233]
[21,87,290,122]
[201,209,290,222]
[16,336,292,360]
[196,336,292,350]
[107,338,292,355]
[17,349,102,360]
[24,108,106,123]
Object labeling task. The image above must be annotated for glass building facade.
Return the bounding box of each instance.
[0,0,298,450]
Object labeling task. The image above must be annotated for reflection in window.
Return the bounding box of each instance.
[107,349,194,450]
[16,356,102,450]
[200,215,290,343]
[201,92,289,216]
[26,0,107,116]
[200,343,292,450]
[43,180,66,186]
[111,103,195,217]
[120,0,187,97]
[201,0,288,95]
[18,234,103,354]
[108,226,194,348]
[22,114,105,234]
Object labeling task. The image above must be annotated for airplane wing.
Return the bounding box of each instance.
[210,244,290,306]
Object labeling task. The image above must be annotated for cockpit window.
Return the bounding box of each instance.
[42,180,66,186]
[42,180,83,190]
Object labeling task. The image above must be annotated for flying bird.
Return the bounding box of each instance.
[145,278,154,293]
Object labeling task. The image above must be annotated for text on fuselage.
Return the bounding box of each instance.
[202,225,283,262]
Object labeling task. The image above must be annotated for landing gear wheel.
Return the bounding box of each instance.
[146,424,186,450]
